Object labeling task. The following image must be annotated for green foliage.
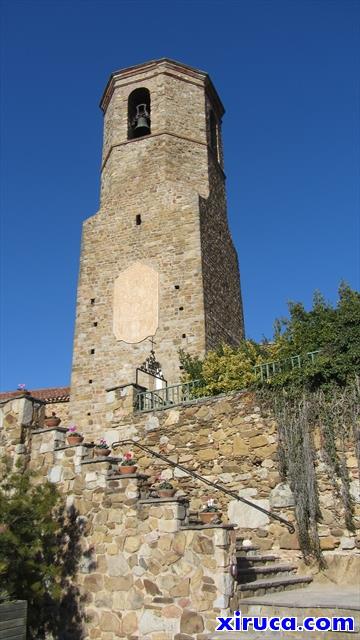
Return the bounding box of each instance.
[180,340,270,396]
[0,462,62,601]
[0,461,84,639]
[180,283,360,394]
[179,349,205,387]
[180,283,360,564]
[269,283,360,389]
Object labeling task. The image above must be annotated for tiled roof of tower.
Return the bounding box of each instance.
[0,387,70,402]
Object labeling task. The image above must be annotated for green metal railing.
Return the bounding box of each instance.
[253,350,321,382]
[135,380,203,413]
[135,350,321,413]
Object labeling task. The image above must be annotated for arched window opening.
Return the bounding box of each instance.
[128,88,151,140]
[209,110,218,158]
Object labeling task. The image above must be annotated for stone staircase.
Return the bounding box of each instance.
[235,539,313,598]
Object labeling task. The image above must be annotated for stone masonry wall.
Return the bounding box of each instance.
[2,389,359,556]
[0,396,237,640]
[102,387,360,557]
[1,390,359,638]
[199,149,244,349]
[44,399,70,425]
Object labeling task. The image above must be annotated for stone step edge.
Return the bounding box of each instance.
[235,602,360,616]
[236,599,360,613]
[236,545,260,552]
[238,563,297,575]
[238,575,313,591]
[237,554,279,562]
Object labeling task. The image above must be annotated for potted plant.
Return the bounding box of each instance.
[66,426,84,445]
[15,383,30,396]
[44,411,61,428]
[157,480,176,498]
[94,439,111,457]
[118,451,137,474]
[199,499,222,524]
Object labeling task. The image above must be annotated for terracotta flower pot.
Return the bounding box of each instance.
[94,447,111,457]
[67,435,84,446]
[158,489,176,498]
[45,416,61,428]
[199,511,222,524]
[119,465,137,475]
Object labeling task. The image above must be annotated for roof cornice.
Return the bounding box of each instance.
[100,58,224,118]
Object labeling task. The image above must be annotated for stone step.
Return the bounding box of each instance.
[237,553,279,564]
[224,586,360,638]
[237,575,313,598]
[236,541,259,549]
[236,545,260,555]
[237,564,297,582]
[208,609,360,640]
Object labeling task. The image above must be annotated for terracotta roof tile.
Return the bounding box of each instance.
[0,387,70,403]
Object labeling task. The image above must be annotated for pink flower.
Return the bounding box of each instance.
[67,425,77,433]
[124,451,133,460]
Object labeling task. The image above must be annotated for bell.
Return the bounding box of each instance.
[133,103,150,137]
[134,115,150,136]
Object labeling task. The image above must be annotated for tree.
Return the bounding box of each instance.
[180,283,360,393]
[269,283,360,389]
[0,461,84,639]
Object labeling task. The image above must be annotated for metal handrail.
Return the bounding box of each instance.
[111,439,295,533]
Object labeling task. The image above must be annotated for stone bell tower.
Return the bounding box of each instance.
[70,59,244,424]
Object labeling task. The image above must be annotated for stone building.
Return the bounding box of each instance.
[69,58,244,426]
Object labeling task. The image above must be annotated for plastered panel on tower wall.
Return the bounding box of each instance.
[113,262,159,343]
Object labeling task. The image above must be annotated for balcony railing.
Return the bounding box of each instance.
[135,350,321,412]
[135,380,204,413]
[253,350,321,382]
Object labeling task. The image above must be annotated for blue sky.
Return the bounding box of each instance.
[1,0,359,391]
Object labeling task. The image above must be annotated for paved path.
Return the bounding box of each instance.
[238,584,360,611]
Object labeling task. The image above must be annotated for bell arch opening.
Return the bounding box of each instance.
[128,88,151,140]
